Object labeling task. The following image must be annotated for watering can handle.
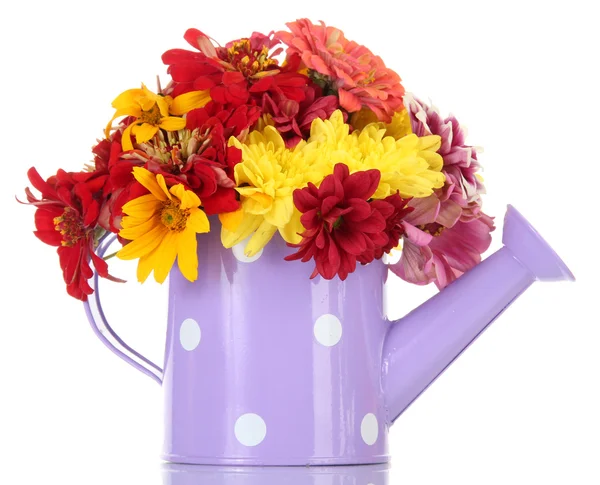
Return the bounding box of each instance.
[83,234,163,385]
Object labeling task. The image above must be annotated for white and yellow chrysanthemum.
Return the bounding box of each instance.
[220,126,322,257]
[305,110,445,199]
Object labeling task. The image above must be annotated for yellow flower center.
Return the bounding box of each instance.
[225,39,277,77]
[53,207,87,246]
[160,201,189,232]
[418,222,446,237]
[140,104,162,125]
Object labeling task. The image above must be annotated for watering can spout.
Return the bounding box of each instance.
[382,205,574,422]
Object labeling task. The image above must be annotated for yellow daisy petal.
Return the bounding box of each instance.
[111,88,144,109]
[176,228,198,282]
[155,173,172,200]
[121,123,135,151]
[120,194,161,218]
[159,116,186,131]
[132,123,159,144]
[155,95,172,117]
[117,224,166,260]
[136,246,158,283]
[169,184,200,210]
[119,216,160,241]
[152,230,178,284]
[132,167,168,201]
[187,208,210,233]
[170,90,211,116]
[105,107,141,138]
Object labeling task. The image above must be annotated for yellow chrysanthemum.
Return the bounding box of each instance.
[306,110,445,199]
[117,167,210,283]
[351,108,413,140]
[220,126,322,257]
[105,84,210,151]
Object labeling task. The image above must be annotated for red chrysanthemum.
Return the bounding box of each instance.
[285,164,389,280]
[359,193,413,263]
[162,29,309,109]
[23,167,122,301]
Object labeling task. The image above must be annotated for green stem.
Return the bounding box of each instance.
[103,251,119,261]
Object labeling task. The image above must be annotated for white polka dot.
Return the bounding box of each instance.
[314,314,342,347]
[235,413,267,447]
[232,238,263,263]
[179,318,201,351]
[361,413,379,446]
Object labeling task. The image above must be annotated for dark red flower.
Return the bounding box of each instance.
[285,164,389,280]
[162,28,309,109]
[142,102,257,215]
[359,193,413,263]
[23,167,122,301]
[91,131,145,233]
[261,83,340,147]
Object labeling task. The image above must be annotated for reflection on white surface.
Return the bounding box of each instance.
[162,463,389,485]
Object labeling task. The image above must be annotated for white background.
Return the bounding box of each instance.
[0,1,598,483]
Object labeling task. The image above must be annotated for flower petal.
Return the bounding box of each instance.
[219,207,244,232]
[245,220,277,256]
[132,123,159,144]
[117,224,166,260]
[159,116,187,131]
[132,167,168,201]
[170,90,211,116]
[176,228,198,282]
[169,184,200,209]
[120,194,161,218]
[119,216,160,241]
[186,208,210,233]
[152,230,178,283]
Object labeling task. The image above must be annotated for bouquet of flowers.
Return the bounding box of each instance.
[21,19,494,301]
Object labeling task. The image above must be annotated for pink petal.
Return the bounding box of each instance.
[402,222,433,246]
[406,196,440,226]
[436,199,462,228]
[389,239,434,285]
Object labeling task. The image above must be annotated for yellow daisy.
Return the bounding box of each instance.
[105,84,210,151]
[117,167,210,283]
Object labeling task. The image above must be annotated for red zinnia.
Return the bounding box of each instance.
[23,167,122,301]
[162,29,309,109]
[285,164,388,280]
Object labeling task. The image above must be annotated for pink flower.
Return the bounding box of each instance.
[276,19,405,122]
[389,95,495,288]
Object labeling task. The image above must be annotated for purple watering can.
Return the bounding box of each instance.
[84,205,574,466]
[162,463,389,484]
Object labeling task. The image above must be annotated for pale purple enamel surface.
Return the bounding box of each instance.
[162,463,390,484]
[84,205,575,466]
[162,227,390,465]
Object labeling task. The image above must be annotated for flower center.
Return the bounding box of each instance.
[53,207,86,246]
[160,201,189,232]
[418,222,445,237]
[140,104,162,125]
[225,39,278,77]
